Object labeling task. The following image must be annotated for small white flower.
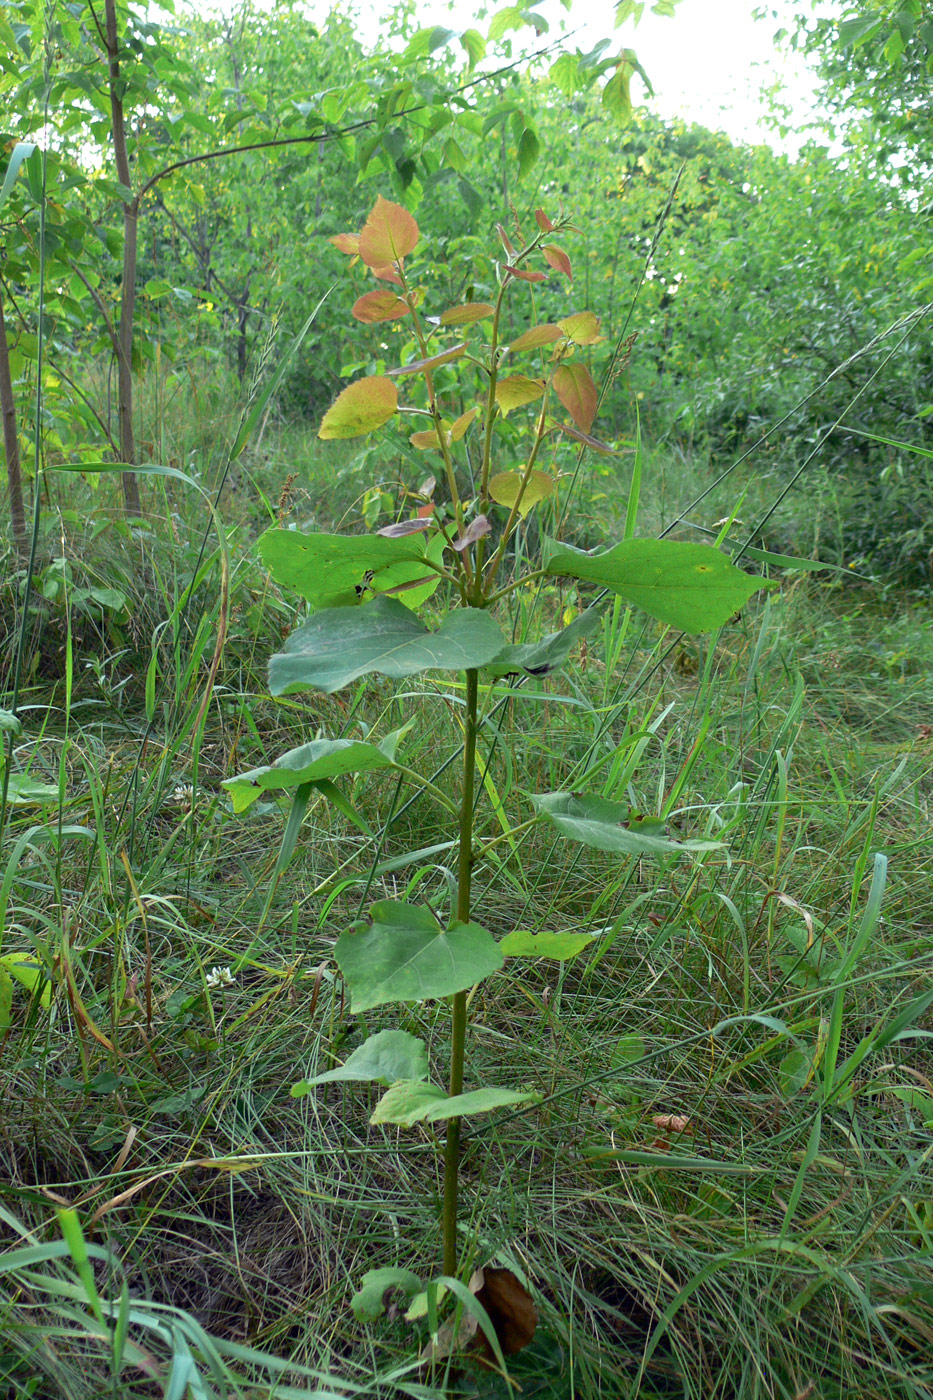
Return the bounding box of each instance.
[205,965,234,988]
[173,784,195,807]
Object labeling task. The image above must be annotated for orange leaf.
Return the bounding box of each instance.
[352,290,411,323]
[534,208,555,233]
[505,265,547,283]
[369,263,404,286]
[510,323,563,352]
[543,244,572,281]
[495,375,545,415]
[557,310,601,344]
[439,302,495,326]
[329,233,359,255]
[358,195,419,269]
[553,363,597,432]
[318,377,397,440]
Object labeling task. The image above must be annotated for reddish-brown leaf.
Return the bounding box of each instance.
[473,1268,537,1359]
[505,265,547,283]
[496,223,517,256]
[553,363,597,432]
[376,519,433,537]
[329,233,359,255]
[358,195,419,269]
[453,515,491,551]
[534,208,555,233]
[542,244,572,281]
[439,302,495,326]
[352,290,411,323]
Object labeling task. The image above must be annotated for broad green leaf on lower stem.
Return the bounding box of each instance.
[0,953,52,1009]
[222,729,408,814]
[258,528,445,611]
[2,776,61,806]
[542,535,775,633]
[269,596,506,696]
[489,470,554,518]
[499,928,597,959]
[292,1029,429,1094]
[336,901,503,1013]
[485,607,599,678]
[532,792,722,855]
[370,1080,538,1126]
[351,1267,423,1322]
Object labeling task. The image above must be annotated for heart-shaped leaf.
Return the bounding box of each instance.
[222,730,406,814]
[485,608,598,677]
[499,928,597,959]
[371,1080,537,1126]
[269,597,506,695]
[335,900,503,1012]
[489,469,554,518]
[319,376,397,439]
[258,529,444,611]
[543,536,775,633]
[291,1029,429,1093]
[532,792,722,854]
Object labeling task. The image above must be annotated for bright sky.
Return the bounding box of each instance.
[336,0,821,152]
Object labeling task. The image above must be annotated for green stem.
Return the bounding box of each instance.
[442,665,479,1277]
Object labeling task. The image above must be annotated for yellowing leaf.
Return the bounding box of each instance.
[489,470,554,517]
[510,324,563,352]
[557,311,601,344]
[495,375,545,415]
[439,302,495,326]
[553,363,597,432]
[449,406,478,440]
[358,195,419,268]
[542,244,572,280]
[410,428,443,449]
[352,290,410,323]
[319,377,398,440]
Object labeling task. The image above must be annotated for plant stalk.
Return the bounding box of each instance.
[442,664,479,1276]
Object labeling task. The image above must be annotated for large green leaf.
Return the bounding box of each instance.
[335,900,503,1013]
[485,608,598,678]
[543,536,773,633]
[291,1029,429,1095]
[499,928,597,960]
[258,529,445,611]
[532,792,722,854]
[351,1267,423,1322]
[222,729,407,814]
[269,597,506,696]
[370,1079,537,1126]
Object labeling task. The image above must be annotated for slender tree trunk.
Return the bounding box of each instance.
[105,0,142,516]
[0,291,27,557]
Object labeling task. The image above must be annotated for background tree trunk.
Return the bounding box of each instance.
[105,0,142,517]
[0,291,28,557]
